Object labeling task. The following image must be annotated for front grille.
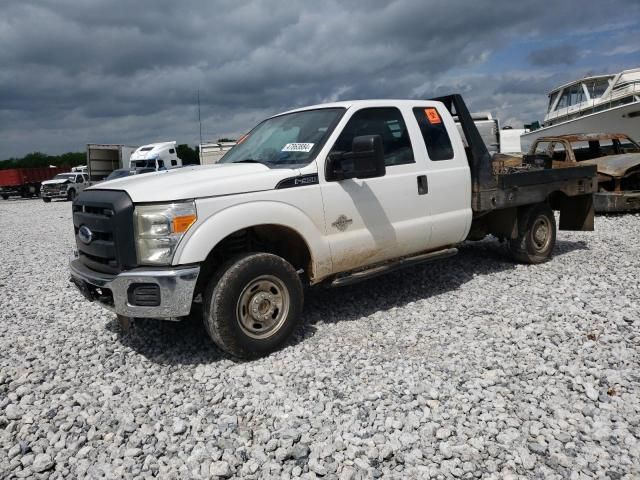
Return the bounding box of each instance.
[42,185,60,193]
[72,190,137,274]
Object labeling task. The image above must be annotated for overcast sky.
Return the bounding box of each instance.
[1,0,639,158]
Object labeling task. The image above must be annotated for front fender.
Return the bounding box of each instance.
[172,201,333,281]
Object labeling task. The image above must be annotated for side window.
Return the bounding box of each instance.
[331,107,414,166]
[551,142,567,161]
[171,160,177,166]
[412,107,454,161]
[533,141,552,155]
[169,148,175,154]
[556,89,570,110]
[76,175,83,183]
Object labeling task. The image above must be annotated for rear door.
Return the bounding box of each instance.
[408,104,472,248]
[319,105,433,273]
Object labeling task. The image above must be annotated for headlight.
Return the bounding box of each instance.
[134,201,197,265]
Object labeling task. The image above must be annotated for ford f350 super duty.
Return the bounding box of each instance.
[70,95,597,358]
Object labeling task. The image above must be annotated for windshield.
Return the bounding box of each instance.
[131,159,156,169]
[219,108,345,168]
[106,169,133,180]
[53,174,75,180]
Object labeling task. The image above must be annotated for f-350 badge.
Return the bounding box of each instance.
[332,215,353,231]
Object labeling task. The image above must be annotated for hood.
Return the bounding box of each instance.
[90,163,300,202]
[42,178,69,185]
[581,153,640,177]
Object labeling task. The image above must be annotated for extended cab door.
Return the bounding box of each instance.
[319,105,433,273]
[407,104,472,248]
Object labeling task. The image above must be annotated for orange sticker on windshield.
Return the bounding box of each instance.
[236,133,249,145]
[424,108,442,124]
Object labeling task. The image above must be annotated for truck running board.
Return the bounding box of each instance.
[330,248,458,288]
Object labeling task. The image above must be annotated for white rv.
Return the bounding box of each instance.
[130,142,183,171]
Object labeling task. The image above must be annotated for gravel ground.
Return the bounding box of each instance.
[1,198,639,479]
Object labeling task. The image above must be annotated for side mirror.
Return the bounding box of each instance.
[326,135,386,181]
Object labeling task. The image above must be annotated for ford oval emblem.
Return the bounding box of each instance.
[78,225,93,245]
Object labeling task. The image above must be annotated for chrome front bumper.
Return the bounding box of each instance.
[42,190,68,199]
[69,258,200,319]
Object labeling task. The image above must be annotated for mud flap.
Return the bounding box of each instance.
[559,194,594,231]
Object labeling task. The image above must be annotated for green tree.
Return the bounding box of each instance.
[0,151,85,170]
[176,144,200,165]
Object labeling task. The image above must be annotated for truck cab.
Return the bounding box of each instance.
[70,95,595,358]
[129,141,183,171]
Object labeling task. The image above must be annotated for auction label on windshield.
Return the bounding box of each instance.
[282,143,314,153]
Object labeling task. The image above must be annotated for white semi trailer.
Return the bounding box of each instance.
[86,144,138,182]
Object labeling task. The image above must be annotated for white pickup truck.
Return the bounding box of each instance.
[41,172,90,202]
[70,95,597,358]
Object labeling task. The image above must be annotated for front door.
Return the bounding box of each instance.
[319,106,432,274]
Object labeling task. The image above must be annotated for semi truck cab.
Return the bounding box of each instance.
[129,141,183,171]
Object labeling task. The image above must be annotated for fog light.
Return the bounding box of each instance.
[127,283,160,306]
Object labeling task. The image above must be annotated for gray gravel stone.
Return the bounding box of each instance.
[32,453,54,473]
[209,460,232,478]
[0,200,639,479]
[173,418,187,435]
[5,404,22,420]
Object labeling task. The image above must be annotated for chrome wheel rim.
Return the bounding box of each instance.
[532,216,552,252]
[236,275,290,339]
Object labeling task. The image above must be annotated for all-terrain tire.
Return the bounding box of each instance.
[42,197,51,203]
[203,252,304,359]
[1,194,8,200]
[508,203,556,264]
[67,189,76,201]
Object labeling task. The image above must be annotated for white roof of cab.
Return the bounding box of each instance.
[277,99,444,117]
[135,141,176,151]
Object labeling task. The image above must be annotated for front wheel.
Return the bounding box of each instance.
[203,253,304,358]
[42,197,51,203]
[1,194,8,200]
[508,203,556,264]
[67,189,76,201]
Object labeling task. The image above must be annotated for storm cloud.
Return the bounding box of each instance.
[527,45,580,66]
[1,0,639,157]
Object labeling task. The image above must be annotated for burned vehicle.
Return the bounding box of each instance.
[526,133,640,212]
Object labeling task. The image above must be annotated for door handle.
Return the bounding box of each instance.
[417,175,428,195]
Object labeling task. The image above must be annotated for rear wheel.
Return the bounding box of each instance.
[203,252,304,358]
[1,194,8,200]
[42,197,51,203]
[508,203,556,264]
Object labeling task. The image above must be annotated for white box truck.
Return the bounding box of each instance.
[199,142,236,165]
